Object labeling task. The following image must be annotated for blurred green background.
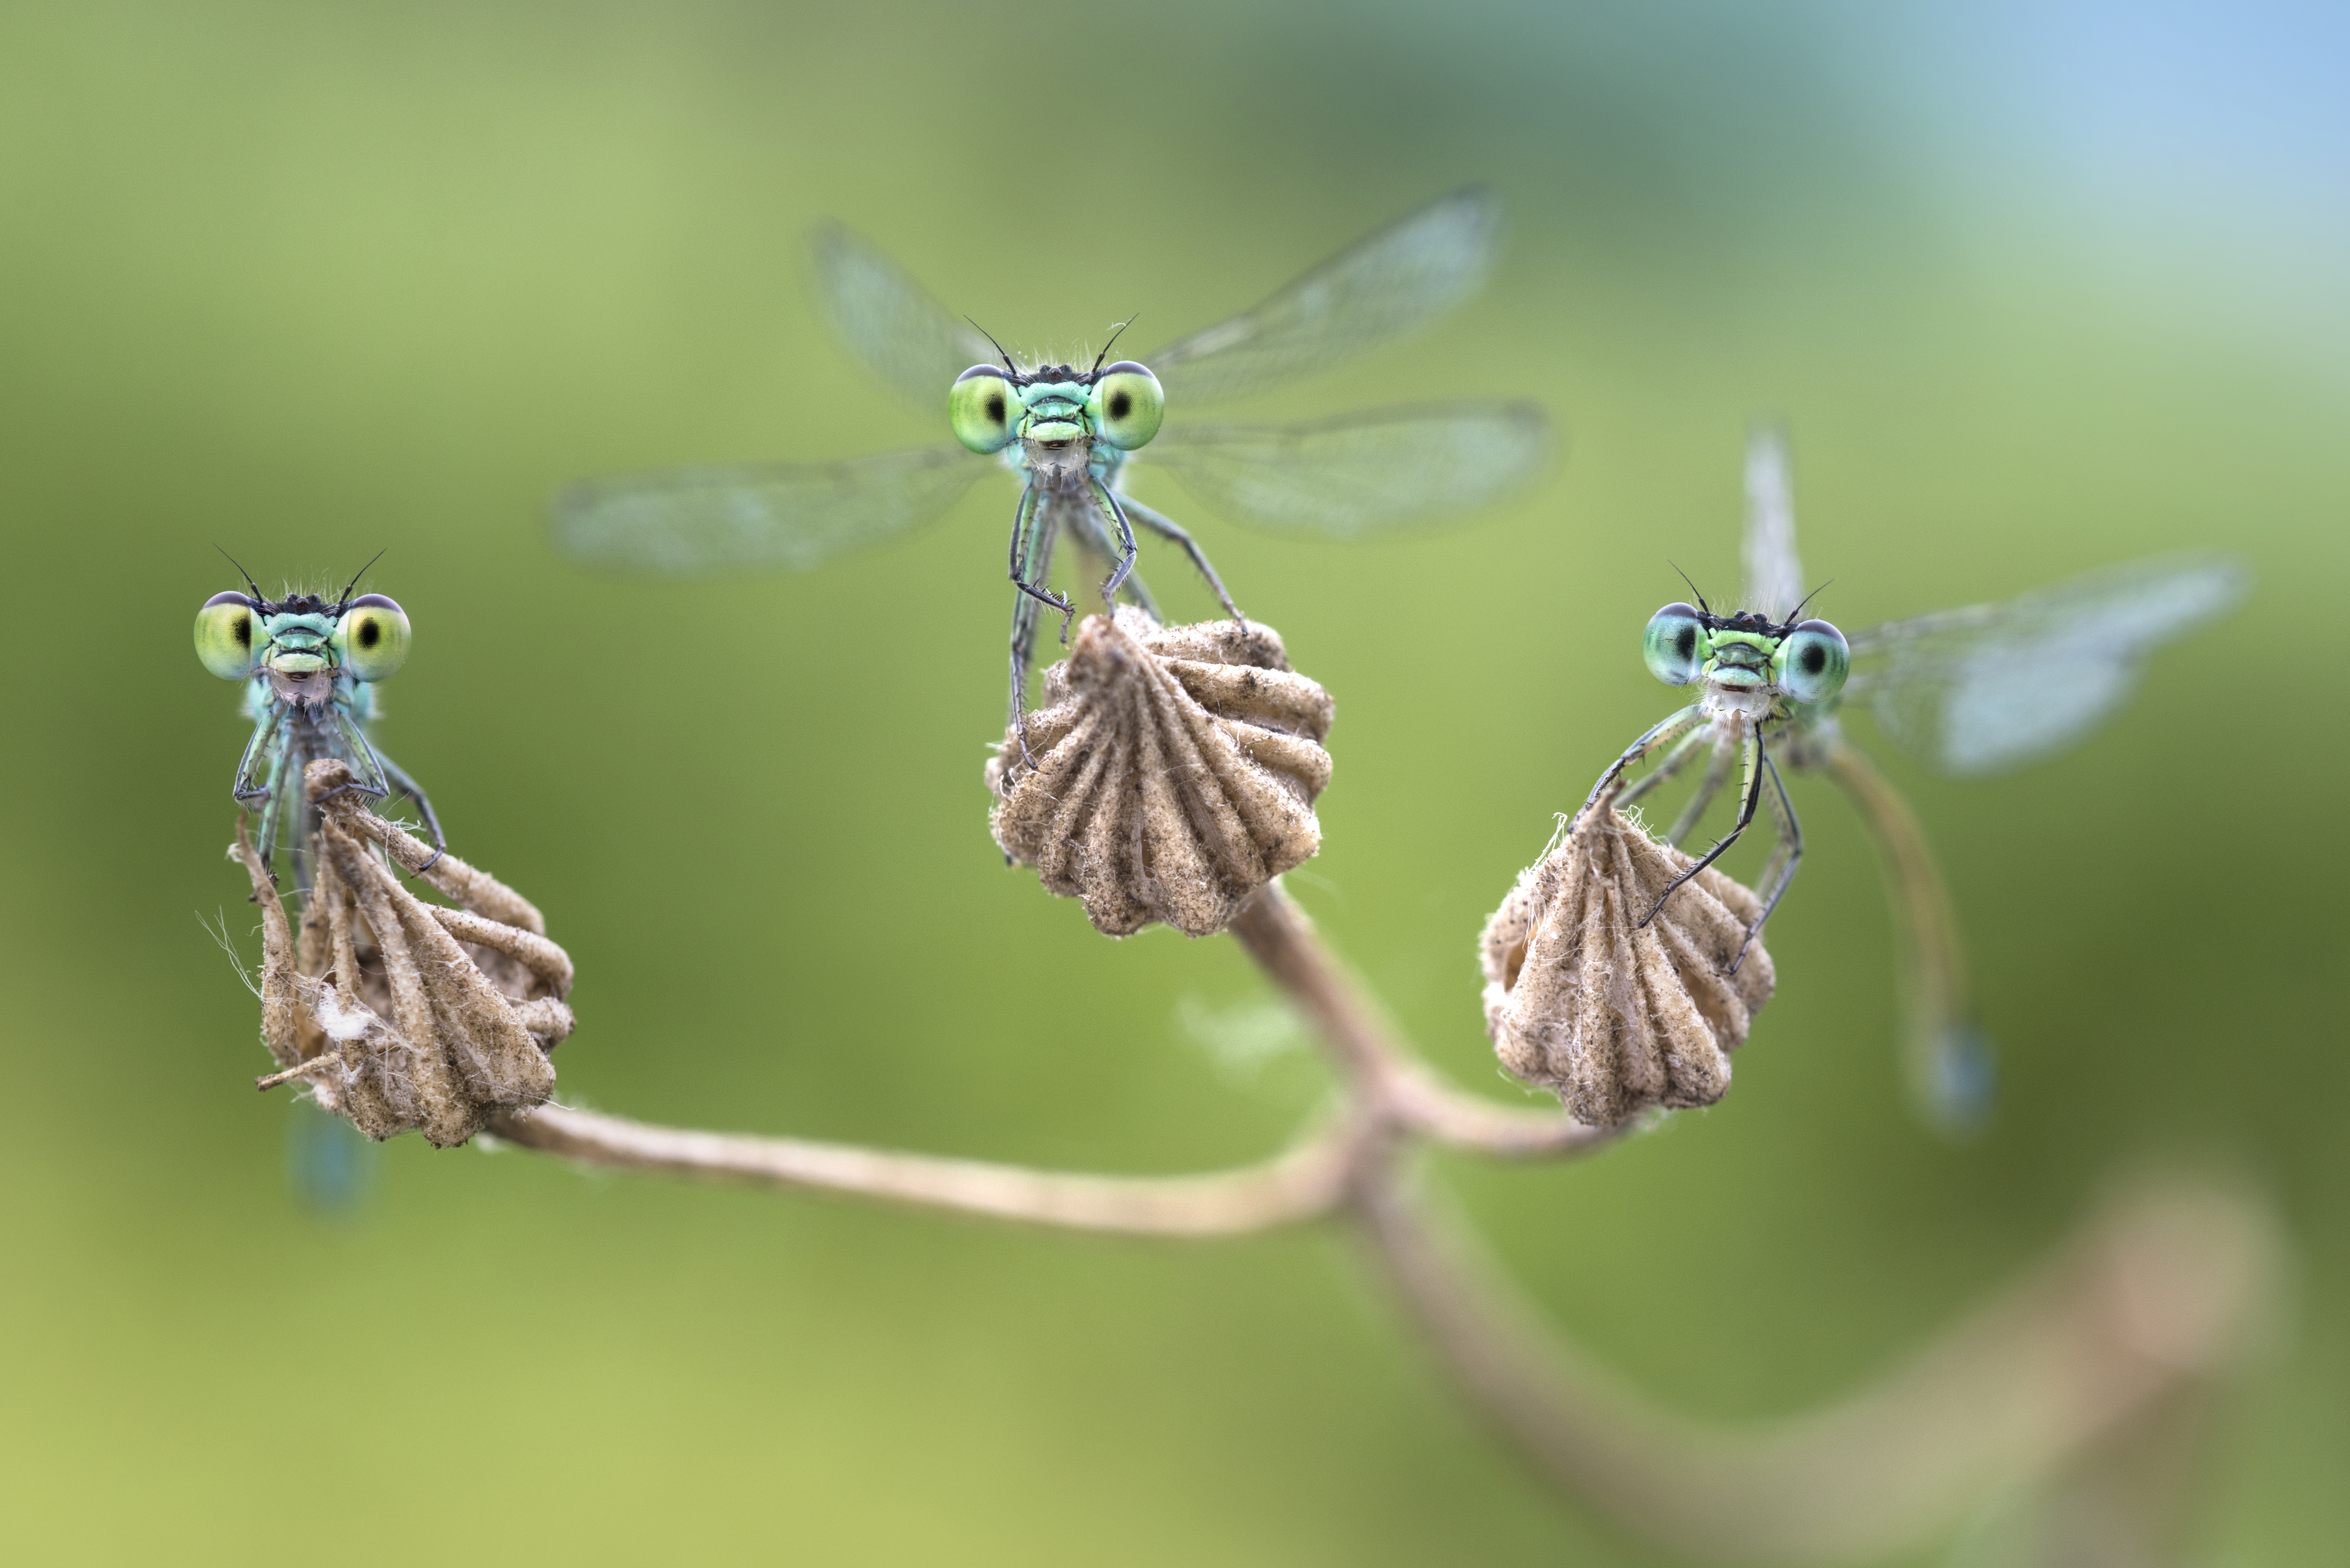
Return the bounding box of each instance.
[3,0,2344,1561]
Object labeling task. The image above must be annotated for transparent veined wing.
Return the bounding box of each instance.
[1847,555,2249,776]
[1146,188,1504,408]
[553,446,988,574]
[1139,402,1550,539]
[1741,423,1806,621]
[811,224,1001,410]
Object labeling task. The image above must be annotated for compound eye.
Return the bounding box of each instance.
[195,590,260,680]
[334,593,410,682]
[1088,361,1164,451]
[949,364,1020,453]
[1779,618,1849,705]
[1641,602,1705,686]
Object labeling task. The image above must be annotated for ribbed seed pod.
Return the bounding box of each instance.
[987,610,1334,938]
[1480,806,1774,1124]
[233,758,572,1147]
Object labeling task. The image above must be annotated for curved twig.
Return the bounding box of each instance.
[1388,1073,1627,1157]
[391,866,2270,1566]
[484,885,1610,1239]
[490,1102,1361,1237]
[1226,884,1618,1158]
[1353,1161,2279,1565]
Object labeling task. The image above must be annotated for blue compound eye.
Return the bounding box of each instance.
[1778,618,1849,704]
[1642,603,1705,685]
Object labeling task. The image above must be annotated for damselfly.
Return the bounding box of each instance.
[554,189,1550,751]
[1589,429,2246,1131]
[193,557,442,886]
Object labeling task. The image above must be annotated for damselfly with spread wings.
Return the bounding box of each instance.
[554,189,1550,756]
[1588,429,2245,1132]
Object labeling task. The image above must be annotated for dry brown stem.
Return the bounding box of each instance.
[475,878,2269,1564]
[489,1101,1361,1236]
[1356,1163,2277,1565]
[1225,885,1618,1159]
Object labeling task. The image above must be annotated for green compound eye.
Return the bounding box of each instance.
[195,590,260,680]
[1641,602,1705,685]
[334,593,410,682]
[1088,361,1164,451]
[949,364,1020,453]
[1778,618,1849,705]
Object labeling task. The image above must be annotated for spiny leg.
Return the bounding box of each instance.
[286,731,320,899]
[232,704,284,871]
[1067,485,1161,618]
[1638,718,1764,927]
[1576,704,1708,826]
[253,723,297,881]
[1002,483,1068,782]
[269,727,327,896]
[1087,476,1143,611]
[231,702,282,810]
[1664,723,1743,848]
[1727,748,1802,973]
[307,707,397,879]
[1744,773,1796,927]
[1117,492,1243,624]
[1613,721,1713,814]
[372,746,447,872]
[1007,590,1042,751]
[1006,481,1073,641]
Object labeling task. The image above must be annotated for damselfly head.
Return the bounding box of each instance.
[949,355,1164,455]
[1640,599,1848,705]
[193,583,411,686]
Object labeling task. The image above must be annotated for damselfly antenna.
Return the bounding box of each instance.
[967,317,1020,377]
[333,548,388,612]
[1089,314,1137,377]
[1786,579,1835,624]
[1668,561,1712,617]
[216,546,266,606]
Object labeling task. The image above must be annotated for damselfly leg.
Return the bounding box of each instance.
[1728,750,1803,972]
[1119,493,1244,625]
[1638,719,1769,928]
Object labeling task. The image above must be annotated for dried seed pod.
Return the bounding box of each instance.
[1480,806,1774,1124]
[987,609,1334,938]
[230,759,571,1147]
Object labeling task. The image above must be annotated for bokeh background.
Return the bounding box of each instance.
[3,1,2343,1561]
